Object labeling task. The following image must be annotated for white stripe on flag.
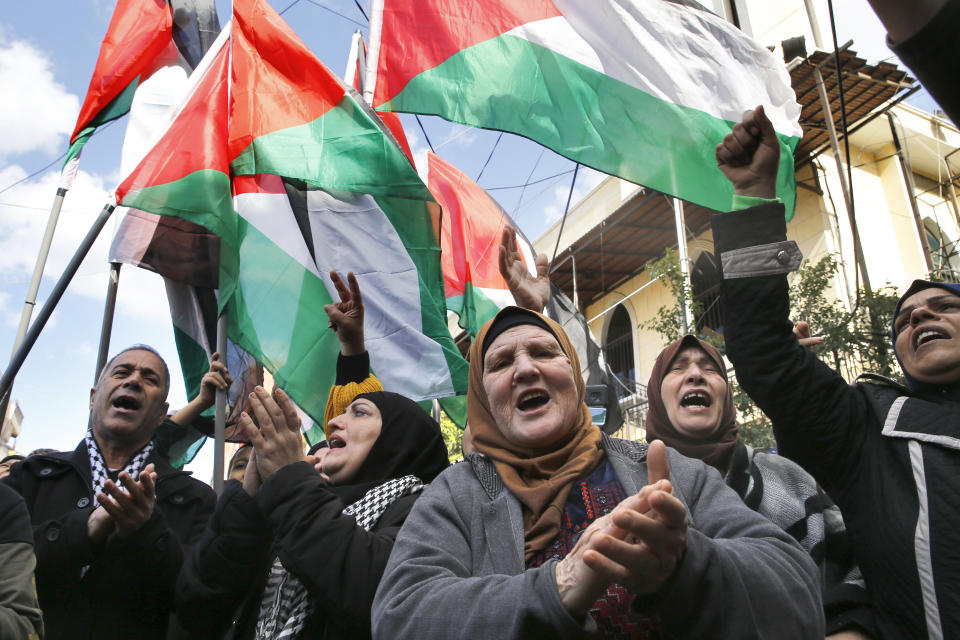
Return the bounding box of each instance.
[506,1,801,136]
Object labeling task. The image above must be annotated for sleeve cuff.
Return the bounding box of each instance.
[731,195,780,211]
[336,351,371,385]
[712,202,802,279]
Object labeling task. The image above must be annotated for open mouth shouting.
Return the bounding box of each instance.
[328,434,347,449]
[110,394,143,414]
[679,390,712,411]
[516,388,551,414]
[914,325,950,350]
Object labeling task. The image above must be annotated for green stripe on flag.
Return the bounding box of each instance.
[119,169,237,245]
[231,96,433,202]
[227,216,341,424]
[119,169,239,308]
[64,77,141,168]
[447,282,504,337]
[382,34,800,217]
[172,324,212,402]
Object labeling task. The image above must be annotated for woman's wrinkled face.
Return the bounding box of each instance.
[482,325,579,450]
[322,398,382,484]
[660,345,728,439]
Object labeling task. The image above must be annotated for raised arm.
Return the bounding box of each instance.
[499,227,551,313]
[324,270,366,357]
[169,352,233,427]
[712,107,870,491]
[323,271,383,425]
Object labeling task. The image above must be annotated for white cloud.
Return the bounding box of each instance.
[0,165,170,322]
[0,37,79,161]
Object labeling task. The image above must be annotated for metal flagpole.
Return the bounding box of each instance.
[673,198,694,336]
[94,263,123,383]
[12,188,68,356]
[213,312,228,496]
[0,203,117,401]
[0,187,70,420]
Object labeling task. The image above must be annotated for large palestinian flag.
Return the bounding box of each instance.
[366,0,803,216]
[116,0,467,434]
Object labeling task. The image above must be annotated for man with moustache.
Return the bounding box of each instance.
[3,345,215,640]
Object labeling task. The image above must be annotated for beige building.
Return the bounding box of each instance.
[534,8,960,439]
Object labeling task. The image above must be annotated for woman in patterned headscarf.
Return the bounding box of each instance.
[175,272,448,640]
[372,305,823,639]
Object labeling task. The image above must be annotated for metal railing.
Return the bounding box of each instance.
[610,376,649,442]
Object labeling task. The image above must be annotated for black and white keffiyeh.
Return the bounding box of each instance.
[85,429,154,506]
[255,475,424,640]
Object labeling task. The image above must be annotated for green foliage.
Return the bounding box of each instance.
[787,256,902,381]
[439,410,464,463]
[639,251,902,450]
[639,248,707,345]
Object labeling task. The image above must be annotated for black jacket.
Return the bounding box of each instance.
[176,463,418,640]
[713,203,960,639]
[2,441,216,640]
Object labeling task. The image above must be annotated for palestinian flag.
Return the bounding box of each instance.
[116,0,468,434]
[344,30,415,165]
[427,151,536,336]
[366,0,803,216]
[113,23,235,274]
[65,0,223,181]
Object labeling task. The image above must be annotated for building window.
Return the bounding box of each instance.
[691,252,724,339]
[605,305,635,396]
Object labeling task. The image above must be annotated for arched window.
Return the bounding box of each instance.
[691,251,724,337]
[605,305,635,396]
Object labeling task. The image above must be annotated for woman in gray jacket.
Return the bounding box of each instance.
[372,306,824,639]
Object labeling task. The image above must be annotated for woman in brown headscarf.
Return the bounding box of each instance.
[646,335,874,638]
[372,306,823,639]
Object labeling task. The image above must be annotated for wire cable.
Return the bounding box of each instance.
[550,162,580,267]
[352,0,368,21]
[512,148,545,215]
[278,0,301,15]
[304,0,366,28]
[485,169,574,192]
[0,119,120,196]
[415,116,436,153]
[476,132,502,182]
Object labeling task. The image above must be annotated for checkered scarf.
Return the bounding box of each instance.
[84,430,154,506]
[255,475,424,640]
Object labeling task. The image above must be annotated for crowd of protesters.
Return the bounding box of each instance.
[0,1,956,638]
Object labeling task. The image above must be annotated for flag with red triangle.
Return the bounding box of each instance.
[115,0,467,433]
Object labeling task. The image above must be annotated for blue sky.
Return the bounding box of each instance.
[0,0,939,478]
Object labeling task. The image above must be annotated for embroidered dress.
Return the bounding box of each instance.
[526,458,661,639]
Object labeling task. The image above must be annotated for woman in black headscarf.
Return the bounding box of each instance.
[174,272,448,640]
